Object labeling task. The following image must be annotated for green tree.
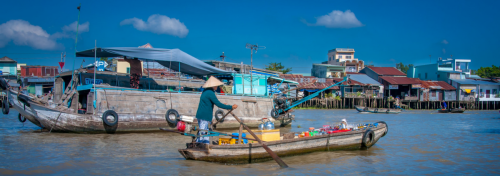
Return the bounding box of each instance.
[396,62,414,74]
[474,65,500,78]
[99,57,108,61]
[265,62,292,74]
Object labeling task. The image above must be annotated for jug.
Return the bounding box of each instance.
[264,120,275,130]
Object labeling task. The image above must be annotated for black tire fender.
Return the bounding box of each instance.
[18,113,26,122]
[102,110,119,126]
[376,121,388,137]
[2,97,9,115]
[363,107,369,112]
[271,108,280,119]
[386,109,390,113]
[214,109,225,122]
[165,109,179,127]
[374,108,378,113]
[362,129,375,148]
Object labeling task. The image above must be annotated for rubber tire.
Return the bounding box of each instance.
[362,130,375,148]
[374,108,378,113]
[165,109,179,127]
[376,121,388,137]
[102,110,119,126]
[0,78,8,90]
[386,109,390,113]
[2,98,9,115]
[363,107,369,112]
[271,108,280,119]
[18,113,26,122]
[214,109,225,122]
[17,95,31,107]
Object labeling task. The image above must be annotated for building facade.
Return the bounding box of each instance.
[408,58,471,82]
[112,58,144,74]
[449,79,500,101]
[311,64,346,78]
[326,48,364,72]
[0,56,17,76]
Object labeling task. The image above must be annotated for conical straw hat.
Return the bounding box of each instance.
[203,76,224,88]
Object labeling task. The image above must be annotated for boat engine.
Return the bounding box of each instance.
[272,97,291,118]
[177,115,196,133]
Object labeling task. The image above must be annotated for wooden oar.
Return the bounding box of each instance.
[212,109,233,129]
[229,112,288,168]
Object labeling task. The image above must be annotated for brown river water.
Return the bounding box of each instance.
[1,109,500,175]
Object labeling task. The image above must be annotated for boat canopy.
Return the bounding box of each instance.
[76,47,231,76]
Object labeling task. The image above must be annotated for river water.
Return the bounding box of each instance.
[0,109,499,175]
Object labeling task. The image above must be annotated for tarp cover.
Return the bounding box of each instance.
[76,47,231,76]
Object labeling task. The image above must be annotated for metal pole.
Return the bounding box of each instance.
[178,62,181,93]
[93,40,96,115]
[73,4,81,71]
[250,48,253,95]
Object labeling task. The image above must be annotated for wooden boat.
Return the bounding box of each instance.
[355,106,401,114]
[438,108,465,113]
[178,122,388,164]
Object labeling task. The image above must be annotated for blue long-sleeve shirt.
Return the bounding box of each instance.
[442,102,447,109]
[195,88,233,122]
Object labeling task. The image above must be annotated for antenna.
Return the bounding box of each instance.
[220,52,226,61]
[245,43,266,95]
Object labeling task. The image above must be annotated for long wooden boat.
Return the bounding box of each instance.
[355,106,401,114]
[438,108,465,113]
[5,86,292,133]
[178,122,388,164]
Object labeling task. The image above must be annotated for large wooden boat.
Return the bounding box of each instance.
[355,106,401,114]
[438,108,465,113]
[178,122,388,164]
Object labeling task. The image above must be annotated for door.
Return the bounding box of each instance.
[35,85,43,96]
[486,90,490,98]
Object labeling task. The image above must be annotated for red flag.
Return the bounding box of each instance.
[58,62,65,70]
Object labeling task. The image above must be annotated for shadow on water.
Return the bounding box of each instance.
[476,129,500,134]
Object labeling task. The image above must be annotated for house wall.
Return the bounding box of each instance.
[420,89,441,101]
[411,64,438,81]
[478,85,500,101]
[233,74,267,96]
[443,90,456,101]
[359,68,380,82]
[0,63,17,75]
[114,60,144,74]
[311,65,328,78]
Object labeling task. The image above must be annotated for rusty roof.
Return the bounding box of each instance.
[367,66,406,76]
[420,81,456,90]
[380,76,421,85]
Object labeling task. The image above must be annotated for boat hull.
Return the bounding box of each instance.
[178,123,387,164]
[7,90,43,127]
[14,88,292,133]
[355,106,401,114]
[438,108,465,113]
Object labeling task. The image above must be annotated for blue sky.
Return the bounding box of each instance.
[1,0,499,73]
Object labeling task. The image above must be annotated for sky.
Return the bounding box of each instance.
[1,0,499,73]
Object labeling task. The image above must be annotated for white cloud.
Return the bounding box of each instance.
[442,40,448,45]
[0,20,58,50]
[120,14,189,38]
[52,21,90,39]
[442,48,446,54]
[309,10,363,28]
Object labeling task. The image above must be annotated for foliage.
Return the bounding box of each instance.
[326,93,334,98]
[395,62,414,74]
[265,62,292,74]
[99,57,108,61]
[473,65,500,78]
[366,61,374,67]
[335,96,341,101]
[356,92,361,97]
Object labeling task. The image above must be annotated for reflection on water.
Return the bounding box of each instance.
[1,109,500,175]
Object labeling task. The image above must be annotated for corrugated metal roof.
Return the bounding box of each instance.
[450,79,500,85]
[0,56,16,63]
[380,76,421,85]
[280,74,367,90]
[347,74,381,86]
[419,81,456,90]
[367,66,406,76]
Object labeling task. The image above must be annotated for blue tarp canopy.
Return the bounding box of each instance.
[301,89,320,92]
[76,47,231,76]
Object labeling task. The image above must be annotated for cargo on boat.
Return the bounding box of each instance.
[355,105,401,114]
[178,122,388,164]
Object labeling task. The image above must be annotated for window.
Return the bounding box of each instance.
[437,74,440,78]
[431,90,436,97]
[126,67,130,74]
[338,56,342,59]
[346,56,352,59]
[425,73,428,79]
